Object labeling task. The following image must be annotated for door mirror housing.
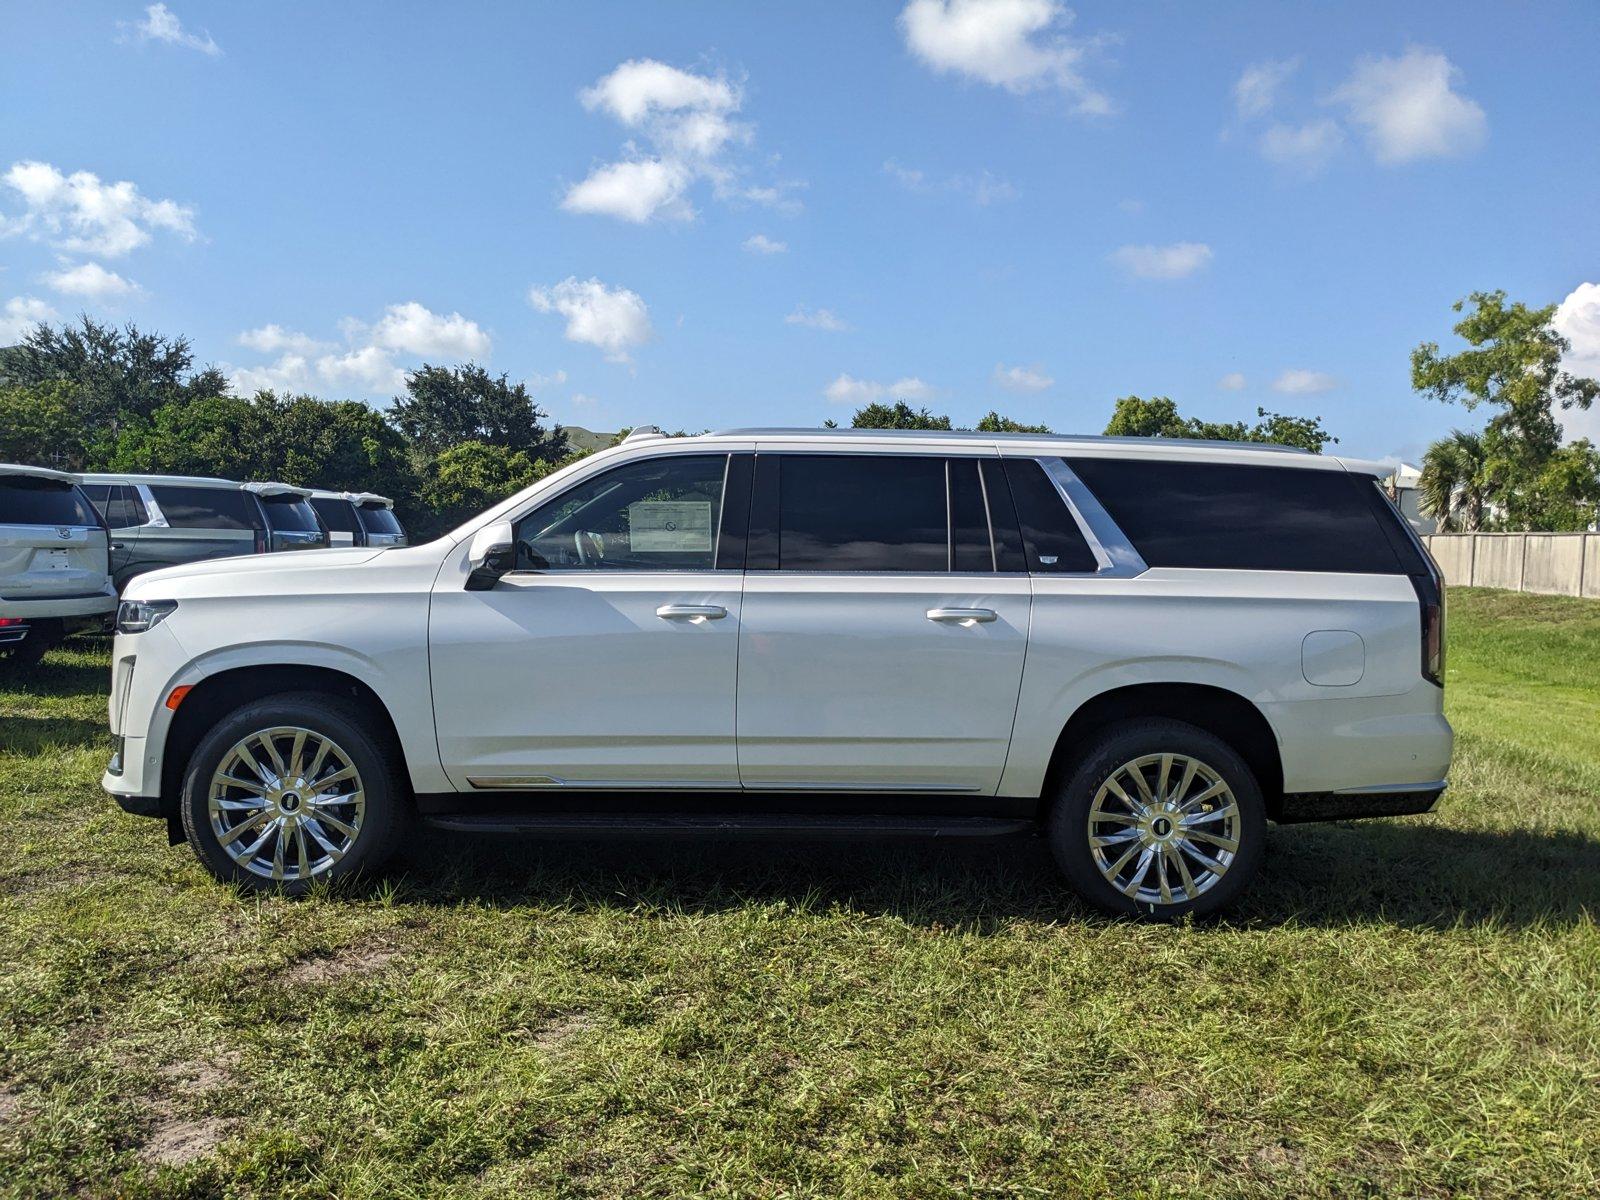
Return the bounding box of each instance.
[465,520,516,591]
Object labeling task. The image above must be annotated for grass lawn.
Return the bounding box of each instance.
[2,587,1598,1197]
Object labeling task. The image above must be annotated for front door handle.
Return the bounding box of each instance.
[110,542,126,551]
[927,607,998,624]
[656,604,727,620]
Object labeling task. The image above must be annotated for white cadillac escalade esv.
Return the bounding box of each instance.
[103,428,1451,918]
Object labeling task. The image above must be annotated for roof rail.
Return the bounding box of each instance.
[622,425,665,443]
[704,427,1312,454]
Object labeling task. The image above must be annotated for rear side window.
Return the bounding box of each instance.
[311,497,360,534]
[1067,458,1404,574]
[771,455,948,572]
[259,494,322,533]
[356,504,403,536]
[0,477,100,526]
[999,459,1099,573]
[150,485,262,531]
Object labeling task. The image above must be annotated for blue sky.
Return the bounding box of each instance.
[4,0,1600,459]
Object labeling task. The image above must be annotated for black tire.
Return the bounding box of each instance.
[1047,718,1266,920]
[180,691,411,894]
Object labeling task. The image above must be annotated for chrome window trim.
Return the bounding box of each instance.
[1034,456,1148,579]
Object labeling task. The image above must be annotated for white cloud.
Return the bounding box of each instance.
[564,58,788,225]
[124,3,221,56]
[1109,241,1213,281]
[1118,198,1145,214]
[1218,372,1246,390]
[883,159,1018,205]
[1234,57,1299,119]
[785,305,849,332]
[0,296,59,343]
[1259,119,1345,176]
[369,301,490,359]
[1,160,196,258]
[237,324,328,356]
[1329,47,1486,164]
[529,277,653,364]
[570,392,600,407]
[227,302,488,398]
[1271,368,1337,394]
[824,373,935,405]
[561,158,693,224]
[742,233,787,255]
[1553,282,1600,442]
[40,261,140,299]
[527,369,568,390]
[899,0,1112,114]
[993,363,1053,392]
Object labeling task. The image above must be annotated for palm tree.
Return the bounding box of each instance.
[1418,430,1490,531]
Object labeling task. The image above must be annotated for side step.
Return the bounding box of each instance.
[421,812,1037,839]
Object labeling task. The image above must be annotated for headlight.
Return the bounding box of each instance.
[116,599,178,635]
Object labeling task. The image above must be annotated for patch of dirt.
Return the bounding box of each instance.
[281,939,400,984]
[534,1012,595,1051]
[138,1105,231,1168]
[158,1052,239,1093]
[0,1086,20,1125]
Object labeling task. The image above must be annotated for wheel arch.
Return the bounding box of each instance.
[159,663,410,817]
[1040,682,1284,820]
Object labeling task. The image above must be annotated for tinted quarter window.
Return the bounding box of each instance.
[150,485,262,531]
[356,504,404,536]
[949,458,993,571]
[312,497,360,534]
[776,454,947,572]
[0,478,99,526]
[1002,458,1098,573]
[514,454,727,571]
[1067,458,1404,574]
[259,495,322,533]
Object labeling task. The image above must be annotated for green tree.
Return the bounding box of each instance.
[1412,291,1600,529]
[110,394,262,479]
[1418,429,1490,532]
[850,401,952,430]
[975,411,1051,433]
[388,363,566,460]
[417,440,580,535]
[0,383,88,468]
[1103,396,1335,452]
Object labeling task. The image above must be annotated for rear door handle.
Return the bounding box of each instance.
[927,607,998,624]
[110,542,126,550]
[656,604,727,620]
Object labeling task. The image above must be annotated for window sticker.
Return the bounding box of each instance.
[628,500,714,552]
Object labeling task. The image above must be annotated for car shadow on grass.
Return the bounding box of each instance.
[386,818,1600,933]
[0,715,113,756]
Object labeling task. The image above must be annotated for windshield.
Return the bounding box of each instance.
[0,477,102,527]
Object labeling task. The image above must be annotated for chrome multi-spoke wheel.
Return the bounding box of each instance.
[1049,719,1263,919]
[1087,752,1240,905]
[207,725,366,883]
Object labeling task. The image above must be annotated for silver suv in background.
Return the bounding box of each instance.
[0,464,117,664]
[308,490,408,548]
[80,474,330,590]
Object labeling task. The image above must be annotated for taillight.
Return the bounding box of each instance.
[1410,554,1446,688]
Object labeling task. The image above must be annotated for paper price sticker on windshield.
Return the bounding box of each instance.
[629,500,713,552]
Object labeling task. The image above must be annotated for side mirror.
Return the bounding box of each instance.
[464,520,516,591]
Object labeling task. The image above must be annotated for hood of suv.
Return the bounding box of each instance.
[124,546,384,595]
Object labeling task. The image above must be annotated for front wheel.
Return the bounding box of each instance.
[1047,718,1265,920]
[180,692,409,894]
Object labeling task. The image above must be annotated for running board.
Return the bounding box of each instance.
[421,812,1037,839]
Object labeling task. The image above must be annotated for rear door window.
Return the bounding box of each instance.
[765,454,948,572]
[356,504,403,537]
[1067,458,1404,574]
[0,477,101,526]
[999,459,1098,573]
[311,497,360,535]
[149,485,263,531]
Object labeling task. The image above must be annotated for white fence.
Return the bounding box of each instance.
[1421,532,1600,599]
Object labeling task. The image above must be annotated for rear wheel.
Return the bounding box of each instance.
[1047,718,1265,920]
[180,692,409,894]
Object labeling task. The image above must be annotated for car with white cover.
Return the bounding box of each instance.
[308,490,408,548]
[102,427,1453,918]
[0,463,117,665]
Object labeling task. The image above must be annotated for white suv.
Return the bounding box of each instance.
[103,429,1452,918]
[1,464,117,664]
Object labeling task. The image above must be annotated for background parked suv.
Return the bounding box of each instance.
[0,463,117,665]
[308,490,408,548]
[81,475,329,589]
[102,429,1452,919]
